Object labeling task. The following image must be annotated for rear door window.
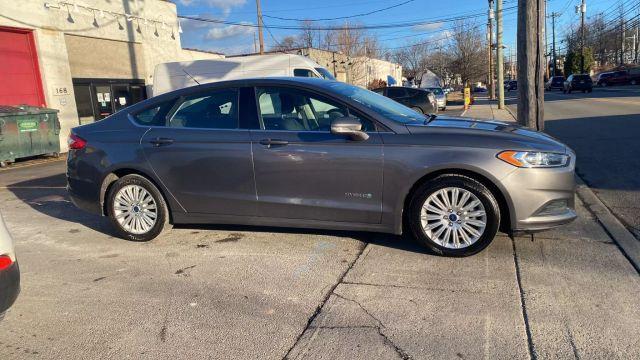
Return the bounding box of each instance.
[169,88,239,129]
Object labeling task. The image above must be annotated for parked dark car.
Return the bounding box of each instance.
[563,74,593,93]
[67,78,576,257]
[596,72,614,86]
[504,80,517,91]
[597,69,640,86]
[372,86,437,114]
[545,76,565,91]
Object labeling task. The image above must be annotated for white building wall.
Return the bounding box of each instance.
[0,0,211,151]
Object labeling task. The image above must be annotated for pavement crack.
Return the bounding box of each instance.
[332,292,413,359]
[282,241,368,360]
[511,236,537,360]
[377,327,413,360]
[332,293,384,327]
[565,324,580,360]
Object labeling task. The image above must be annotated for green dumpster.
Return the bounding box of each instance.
[0,105,61,167]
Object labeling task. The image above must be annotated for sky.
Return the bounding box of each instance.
[175,0,631,56]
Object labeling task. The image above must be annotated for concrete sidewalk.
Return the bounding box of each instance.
[464,97,515,122]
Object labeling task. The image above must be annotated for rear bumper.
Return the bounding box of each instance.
[0,261,20,315]
[67,176,102,215]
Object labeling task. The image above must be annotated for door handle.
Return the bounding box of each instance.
[259,139,289,148]
[149,137,174,147]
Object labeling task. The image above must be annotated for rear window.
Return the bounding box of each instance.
[387,87,406,98]
[573,75,591,81]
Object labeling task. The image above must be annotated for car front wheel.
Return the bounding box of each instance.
[107,174,168,241]
[407,175,500,257]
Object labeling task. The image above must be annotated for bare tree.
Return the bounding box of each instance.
[448,21,487,84]
[391,42,429,81]
[297,20,316,48]
[271,36,298,52]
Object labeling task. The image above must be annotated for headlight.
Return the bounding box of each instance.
[497,150,570,168]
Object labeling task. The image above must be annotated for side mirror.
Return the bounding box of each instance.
[330,116,369,141]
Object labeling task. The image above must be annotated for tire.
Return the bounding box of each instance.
[106,174,168,241]
[588,89,592,93]
[568,88,572,94]
[412,106,424,114]
[407,174,500,257]
[602,82,608,87]
[631,79,637,85]
[563,89,567,94]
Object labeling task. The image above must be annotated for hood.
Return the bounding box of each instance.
[405,116,568,153]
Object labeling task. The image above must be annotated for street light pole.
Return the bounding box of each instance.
[549,12,559,77]
[496,0,504,109]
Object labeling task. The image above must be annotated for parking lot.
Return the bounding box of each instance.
[0,159,638,359]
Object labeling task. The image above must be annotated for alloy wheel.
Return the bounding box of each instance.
[420,187,487,249]
[113,185,158,234]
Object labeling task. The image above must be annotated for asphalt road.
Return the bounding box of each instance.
[507,86,640,239]
[0,157,638,358]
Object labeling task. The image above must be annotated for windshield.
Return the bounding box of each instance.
[324,82,425,124]
[314,67,336,80]
[424,87,444,95]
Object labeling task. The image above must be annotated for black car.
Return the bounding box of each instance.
[545,76,565,91]
[563,74,593,93]
[504,80,517,91]
[372,86,437,114]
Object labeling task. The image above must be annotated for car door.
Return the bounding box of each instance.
[140,87,257,215]
[250,85,384,223]
[386,87,409,106]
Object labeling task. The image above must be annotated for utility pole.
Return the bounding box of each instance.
[620,2,625,65]
[496,0,504,109]
[548,12,559,77]
[488,0,495,100]
[517,0,546,130]
[580,0,586,73]
[255,0,265,54]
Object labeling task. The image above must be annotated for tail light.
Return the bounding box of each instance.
[0,255,12,271]
[68,133,87,150]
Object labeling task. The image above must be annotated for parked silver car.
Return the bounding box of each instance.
[422,87,447,110]
[67,78,576,256]
[0,212,20,320]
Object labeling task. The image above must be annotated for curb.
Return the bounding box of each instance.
[496,103,639,271]
[504,105,517,121]
[575,177,640,272]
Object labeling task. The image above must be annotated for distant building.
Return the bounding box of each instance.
[0,0,222,151]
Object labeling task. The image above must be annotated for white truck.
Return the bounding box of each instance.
[152,54,335,96]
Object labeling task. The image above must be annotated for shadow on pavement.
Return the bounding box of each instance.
[5,171,432,254]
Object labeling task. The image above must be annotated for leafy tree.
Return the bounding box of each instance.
[564,47,594,76]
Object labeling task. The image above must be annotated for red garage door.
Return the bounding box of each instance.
[0,26,45,107]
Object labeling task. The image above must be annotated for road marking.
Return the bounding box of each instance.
[0,186,66,189]
[0,158,65,171]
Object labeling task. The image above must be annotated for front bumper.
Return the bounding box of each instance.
[500,156,577,232]
[0,261,20,316]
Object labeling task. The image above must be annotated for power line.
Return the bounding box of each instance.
[263,0,416,22]
[178,6,518,32]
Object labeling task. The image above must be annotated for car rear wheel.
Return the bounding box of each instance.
[407,175,500,257]
[631,79,637,85]
[411,106,424,114]
[107,175,168,241]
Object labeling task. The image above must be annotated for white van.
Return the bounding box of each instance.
[152,54,335,96]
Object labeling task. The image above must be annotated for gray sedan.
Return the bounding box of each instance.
[67,78,576,256]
